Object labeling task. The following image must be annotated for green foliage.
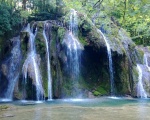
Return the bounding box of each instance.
[20,10,30,19]
[0,3,21,36]
[57,27,66,42]
[78,35,88,46]
[0,0,149,46]
[102,0,150,46]
[93,91,100,96]
[35,38,46,55]
[28,11,58,22]
[11,10,22,26]
[0,3,11,35]
[63,0,150,46]
[93,86,108,96]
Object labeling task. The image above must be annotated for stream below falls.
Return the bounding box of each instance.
[0,97,150,120]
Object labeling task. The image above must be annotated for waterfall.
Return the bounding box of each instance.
[137,64,147,98]
[69,9,78,36]
[4,37,21,100]
[144,54,150,71]
[22,24,44,101]
[68,9,81,77]
[63,9,82,97]
[43,23,53,100]
[98,30,114,95]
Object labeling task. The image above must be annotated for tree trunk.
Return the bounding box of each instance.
[22,0,27,10]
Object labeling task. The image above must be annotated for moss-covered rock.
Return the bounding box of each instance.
[78,14,105,49]
[0,6,143,99]
[20,31,29,57]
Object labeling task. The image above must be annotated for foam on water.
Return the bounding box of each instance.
[62,98,86,102]
[108,96,122,100]
[0,98,12,102]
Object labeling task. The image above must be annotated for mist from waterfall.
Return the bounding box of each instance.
[43,23,53,100]
[137,64,147,98]
[4,37,21,100]
[22,24,44,101]
[98,29,114,95]
[63,9,82,97]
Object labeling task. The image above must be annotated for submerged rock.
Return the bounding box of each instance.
[1,113,14,118]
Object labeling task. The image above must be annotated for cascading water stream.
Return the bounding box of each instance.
[22,24,44,101]
[4,37,21,100]
[144,54,150,71]
[98,30,114,95]
[69,9,78,36]
[63,9,82,97]
[137,64,147,98]
[69,9,81,76]
[43,23,52,100]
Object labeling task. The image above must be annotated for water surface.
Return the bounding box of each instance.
[0,97,150,120]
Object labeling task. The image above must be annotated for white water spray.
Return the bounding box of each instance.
[63,9,82,97]
[43,23,53,100]
[137,64,147,98]
[98,29,114,95]
[144,54,150,71]
[4,37,21,100]
[23,24,44,101]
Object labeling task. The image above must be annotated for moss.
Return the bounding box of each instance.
[99,21,126,55]
[131,65,139,96]
[78,76,88,89]
[41,62,48,97]
[137,48,144,63]
[16,10,137,98]
[82,19,92,32]
[36,39,46,55]
[37,21,44,30]
[0,105,9,111]
[79,15,105,49]
[62,80,73,97]
[0,37,3,54]
[114,55,131,94]
[35,32,46,56]
[98,86,108,94]
[62,12,70,27]
[93,91,100,96]
[14,91,23,100]
[132,66,139,82]
[20,31,30,59]
[57,27,66,42]
[51,28,57,51]
[78,34,88,46]
[147,46,150,51]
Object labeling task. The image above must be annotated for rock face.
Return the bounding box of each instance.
[0,37,22,99]
[133,46,150,97]
[0,9,146,99]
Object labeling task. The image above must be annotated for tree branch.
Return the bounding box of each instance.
[93,0,104,8]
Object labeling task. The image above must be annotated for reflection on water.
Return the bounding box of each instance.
[137,99,149,120]
[34,107,41,120]
[1,97,150,120]
[62,98,86,102]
